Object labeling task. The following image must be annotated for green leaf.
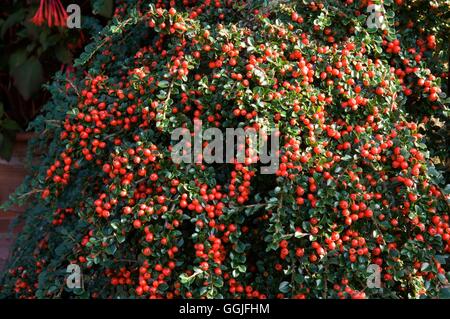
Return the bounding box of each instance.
[116,234,126,243]
[10,57,44,100]
[279,281,290,293]
[1,9,25,38]
[92,0,114,18]
[111,221,120,230]
[2,119,20,131]
[440,288,450,299]
[55,46,73,64]
[156,91,167,99]
[437,274,447,284]
[420,262,430,271]
[214,277,224,288]
[179,273,194,285]
[105,244,117,255]
[294,230,308,238]
[8,49,28,70]
[237,265,246,273]
[434,255,448,265]
[0,134,14,161]
[342,154,352,161]
[158,283,169,292]
[158,80,170,88]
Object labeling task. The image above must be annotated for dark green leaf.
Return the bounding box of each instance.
[0,134,14,161]
[92,0,114,18]
[279,281,290,293]
[55,46,73,64]
[10,57,44,100]
[8,49,28,70]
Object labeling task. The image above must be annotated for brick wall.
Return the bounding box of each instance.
[0,139,28,271]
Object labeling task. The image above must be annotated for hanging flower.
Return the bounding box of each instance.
[31,0,45,26]
[31,0,68,28]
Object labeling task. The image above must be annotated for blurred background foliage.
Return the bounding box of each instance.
[0,0,114,160]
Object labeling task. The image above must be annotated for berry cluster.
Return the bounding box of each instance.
[1,0,448,299]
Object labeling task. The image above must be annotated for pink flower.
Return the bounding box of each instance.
[31,0,68,28]
[31,0,45,26]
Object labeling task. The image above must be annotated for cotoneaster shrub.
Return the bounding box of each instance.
[1,0,449,299]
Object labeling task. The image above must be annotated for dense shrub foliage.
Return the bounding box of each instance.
[1,0,449,299]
